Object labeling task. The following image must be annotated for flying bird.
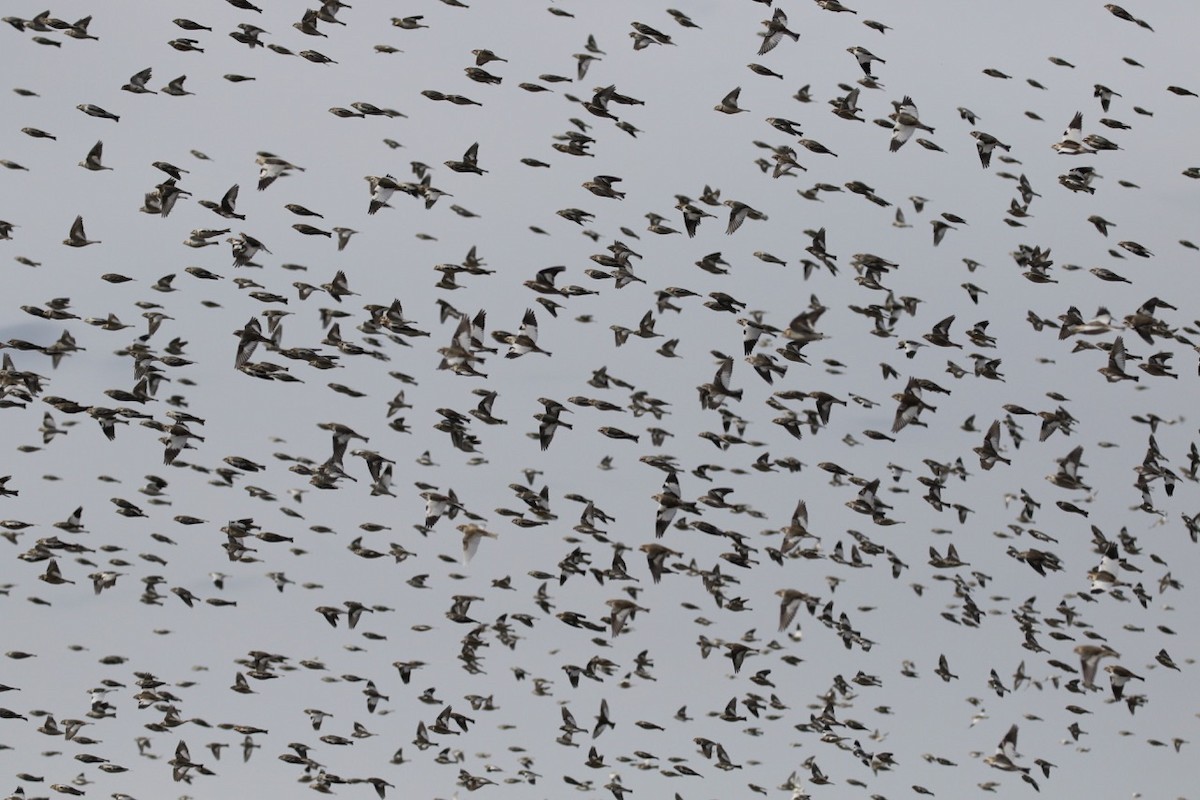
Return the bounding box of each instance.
[890,96,933,152]
[758,9,799,55]
[63,215,99,247]
[1052,112,1095,154]
[714,87,748,114]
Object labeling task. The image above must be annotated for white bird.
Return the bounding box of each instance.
[1051,111,1094,154]
[228,232,270,267]
[458,524,498,563]
[505,308,551,358]
[1088,542,1120,593]
[256,154,304,190]
[969,131,1011,168]
[889,96,933,152]
[983,724,1030,775]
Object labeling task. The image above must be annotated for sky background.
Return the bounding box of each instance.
[1,1,1198,798]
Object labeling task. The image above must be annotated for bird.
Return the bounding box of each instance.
[77,103,119,121]
[459,524,498,563]
[365,174,403,215]
[606,598,647,637]
[1052,112,1095,154]
[714,87,747,114]
[1104,664,1144,700]
[256,154,304,190]
[445,142,486,174]
[984,724,1030,776]
[1,7,1197,800]
[776,589,811,631]
[1075,644,1120,688]
[78,140,111,171]
[228,232,270,267]
[1087,215,1115,236]
[758,8,799,55]
[724,200,765,234]
[63,215,99,247]
[974,420,1011,470]
[847,46,885,76]
[161,75,193,96]
[122,67,156,93]
[969,131,1010,168]
[39,559,74,585]
[890,97,933,152]
[1105,4,1153,30]
[392,15,428,29]
[1098,336,1138,382]
[1094,83,1122,112]
[505,308,551,357]
[200,184,246,220]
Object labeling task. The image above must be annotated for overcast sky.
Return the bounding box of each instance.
[1,1,1198,798]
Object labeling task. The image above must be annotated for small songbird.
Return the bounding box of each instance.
[77,103,120,121]
[1098,336,1138,383]
[969,131,1010,168]
[606,598,648,637]
[1094,83,1121,112]
[679,203,715,238]
[78,140,112,171]
[1104,4,1153,30]
[714,87,747,114]
[391,15,428,29]
[458,524,498,563]
[723,200,766,234]
[758,8,799,55]
[890,96,933,152]
[776,588,810,631]
[505,308,551,357]
[1087,215,1115,236]
[1075,644,1119,688]
[63,215,100,247]
[445,142,486,174]
[228,232,270,267]
[365,174,403,215]
[1052,112,1094,154]
[161,75,193,96]
[1104,665,1144,700]
[931,219,955,246]
[847,46,885,76]
[256,153,305,191]
[122,67,156,93]
[472,48,507,65]
[582,175,625,200]
[1118,240,1152,258]
[984,724,1029,775]
[40,559,75,585]
[168,38,205,52]
[200,184,246,220]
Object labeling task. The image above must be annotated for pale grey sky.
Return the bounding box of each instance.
[0,1,1197,799]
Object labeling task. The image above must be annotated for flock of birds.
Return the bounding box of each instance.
[0,1,1198,798]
